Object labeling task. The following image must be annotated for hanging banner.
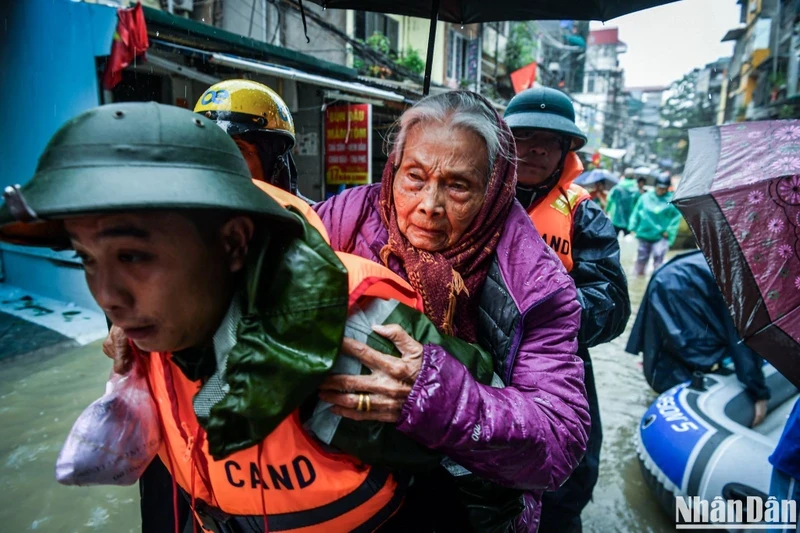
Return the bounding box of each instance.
[324,104,372,186]
[510,62,538,94]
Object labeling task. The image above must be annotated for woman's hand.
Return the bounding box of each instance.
[102,325,133,374]
[318,324,424,423]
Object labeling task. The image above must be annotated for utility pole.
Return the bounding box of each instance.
[494,23,500,79]
[476,23,483,94]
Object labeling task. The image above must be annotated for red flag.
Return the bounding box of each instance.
[103,2,150,90]
[510,62,537,94]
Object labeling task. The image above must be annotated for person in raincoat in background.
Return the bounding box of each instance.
[629,174,683,276]
[589,181,608,211]
[625,249,770,425]
[503,87,631,533]
[606,167,642,236]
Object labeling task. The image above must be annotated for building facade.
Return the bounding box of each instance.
[573,28,628,153]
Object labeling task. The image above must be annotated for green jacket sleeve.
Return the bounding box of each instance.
[666,206,683,247]
[605,187,618,222]
[629,195,643,234]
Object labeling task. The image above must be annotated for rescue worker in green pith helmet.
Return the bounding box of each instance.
[194,78,314,203]
[0,102,409,533]
[139,79,315,532]
[504,87,632,533]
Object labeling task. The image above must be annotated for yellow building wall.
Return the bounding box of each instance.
[395,16,446,85]
[751,48,771,69]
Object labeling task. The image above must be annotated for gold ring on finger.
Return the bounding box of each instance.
[365,394,371,413]
[357,393,365,411]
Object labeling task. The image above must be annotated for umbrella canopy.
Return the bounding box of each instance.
[302,0,679,94]
[575,169,619,187]
[674,120,800,388]
[305,0,677,24]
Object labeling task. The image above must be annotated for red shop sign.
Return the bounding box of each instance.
[324,104,372,186]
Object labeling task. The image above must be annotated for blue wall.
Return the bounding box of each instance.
[0,0,117,310]
[1,0,117,190]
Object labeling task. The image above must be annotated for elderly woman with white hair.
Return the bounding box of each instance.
[315,91,590,532]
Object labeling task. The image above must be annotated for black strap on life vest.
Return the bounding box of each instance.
[184,466,407,533]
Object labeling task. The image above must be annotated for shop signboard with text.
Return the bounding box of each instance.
[324,103,372,187]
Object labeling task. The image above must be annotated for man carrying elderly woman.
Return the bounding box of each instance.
[65,90,591,532]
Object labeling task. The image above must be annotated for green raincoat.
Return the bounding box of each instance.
[606,178,641,230]
[177,207,494,467]
[629,190,683,245]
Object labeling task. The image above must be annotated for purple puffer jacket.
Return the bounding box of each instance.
[314,184,589,531]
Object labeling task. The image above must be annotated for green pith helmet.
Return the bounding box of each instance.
[504,87,588,151]
[0,102,300,248]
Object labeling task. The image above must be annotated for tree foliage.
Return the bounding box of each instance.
[505,22,537,73]
[397,47,425,75]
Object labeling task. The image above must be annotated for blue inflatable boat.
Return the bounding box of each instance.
[637,363,799,518]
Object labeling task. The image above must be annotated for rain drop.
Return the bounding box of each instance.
[156,31,159,37]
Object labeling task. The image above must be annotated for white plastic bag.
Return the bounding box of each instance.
[55,362,161,486]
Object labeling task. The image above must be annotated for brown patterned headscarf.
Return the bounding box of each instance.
[379,91,517,343]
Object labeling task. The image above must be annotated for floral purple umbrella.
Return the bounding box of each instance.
[674,120,800,388]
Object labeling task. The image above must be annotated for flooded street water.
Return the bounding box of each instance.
[0,236,686,532]
[0,344,140,533]
[583,236,679,533]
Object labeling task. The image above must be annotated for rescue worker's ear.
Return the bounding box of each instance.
[220,216,255,273]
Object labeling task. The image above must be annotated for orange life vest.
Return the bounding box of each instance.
[252,180,330,242]
[142,252,423,532]
[142,184,424,532]
[527,153,591,272]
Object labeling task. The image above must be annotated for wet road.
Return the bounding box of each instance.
[0,236,684,532]
[583,236,677,533]
[0,344,139,532]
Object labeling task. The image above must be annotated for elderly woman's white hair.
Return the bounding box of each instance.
[388,91,514,180]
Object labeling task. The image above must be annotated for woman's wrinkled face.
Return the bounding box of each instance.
[393,122,489,252]
[65,212,252,353]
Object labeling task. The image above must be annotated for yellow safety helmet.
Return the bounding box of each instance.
[194,79,295,148]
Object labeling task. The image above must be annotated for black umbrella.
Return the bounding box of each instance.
[302,0,680,94]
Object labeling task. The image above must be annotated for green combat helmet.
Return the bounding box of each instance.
[0,102,300,247]
[504,87,588,151]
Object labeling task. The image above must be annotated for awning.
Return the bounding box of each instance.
[210,53,407,104]
[722,26,746,42]
[598,147,627,159]
[142,5,355,80]
[145,53,220,85]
